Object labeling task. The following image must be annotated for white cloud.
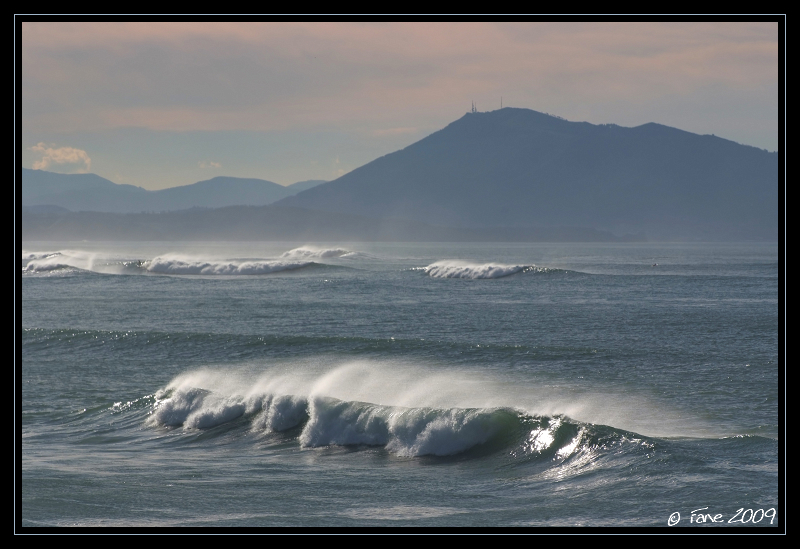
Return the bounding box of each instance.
[29,142,91,172]
[198,160,222,169]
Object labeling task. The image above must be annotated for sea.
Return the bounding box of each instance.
[19,241,781,529]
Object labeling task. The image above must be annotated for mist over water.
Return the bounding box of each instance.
[21,241,779,527]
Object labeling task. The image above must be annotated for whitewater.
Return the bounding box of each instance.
[20,241,780,528]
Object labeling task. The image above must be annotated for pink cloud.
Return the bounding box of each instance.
[21,22,778,136]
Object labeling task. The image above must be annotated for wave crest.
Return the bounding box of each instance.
[147,386,554,457]
[146,256,314,275]
[23,260,74,272]
[22,250,61,261]
[280,247,353,260]
[141,364,665,459]
[423,260,542,279]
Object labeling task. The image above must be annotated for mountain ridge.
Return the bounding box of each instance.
[275,107,777,240]
[21,107,778,241]
[21,169,326,213]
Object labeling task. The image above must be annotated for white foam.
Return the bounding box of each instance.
[184,395,247,429]
[22,250,61,261]
[146,367,507,455]
[297,397,509,456]
[392,409,503,456]
[300,398,392,448]
[149,387,251,430]
[148,387,209,427]
[146,255,313,275]
[280,246,353,260]
[23,260,73,272]
[252,395,309,432]
[22,249,97,272]
[423,260,531,279]
[21,249,142,275]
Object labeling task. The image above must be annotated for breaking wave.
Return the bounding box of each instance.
[22,249,99,273]
[279,246,355,260]
[22,250,61,261]
[23,261,75,272]
[146,256,315,275]
[147,384,562,457]
[422,261,556,279]
[21,248,353,276]
[144,367,654,460]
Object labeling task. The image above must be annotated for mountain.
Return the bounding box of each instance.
[285,179,327,193]
[21,169,149,212]
[275,108,778,240]
[21,169,325,213]
[21,109,778,241]
[142,177,294,211]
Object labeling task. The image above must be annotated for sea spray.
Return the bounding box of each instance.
[423,260,550,279]
[142,363,672,458]
[280,246,353,259]
[144,360,714,440]
[22,251,61,261]
[147,256,315,275]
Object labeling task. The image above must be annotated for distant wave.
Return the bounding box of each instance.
[22,249,322,276]
[22,250,85,273]
[21,249,147,275]
[279,246,360,260]
[22,250,61,261]
[146,256,315,275]
[422,260,553,279]
[22,247,363,276]
[23,260,74,273]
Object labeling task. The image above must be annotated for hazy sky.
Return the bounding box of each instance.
[20,21,780,190]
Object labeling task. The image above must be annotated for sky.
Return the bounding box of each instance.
[20,21,780,190]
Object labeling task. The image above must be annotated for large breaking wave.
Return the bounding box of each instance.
[147,383,594,458]
[142,364,660,460]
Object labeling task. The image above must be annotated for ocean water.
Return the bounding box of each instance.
[20,241,780,528]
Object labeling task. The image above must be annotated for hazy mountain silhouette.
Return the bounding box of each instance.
[286,179,328,192]
[276,108,778,240]
[21,169,326,213]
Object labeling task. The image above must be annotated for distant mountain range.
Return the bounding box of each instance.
[21,168,325,213]
[21,108,778,241]
[276,108,778,240]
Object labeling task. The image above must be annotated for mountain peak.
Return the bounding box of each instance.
[276,108,777,240]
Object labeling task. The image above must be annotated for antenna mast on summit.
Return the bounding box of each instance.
[471,101,476,113]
